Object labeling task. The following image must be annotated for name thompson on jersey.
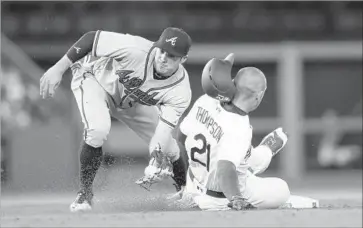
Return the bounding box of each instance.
[196,106,224,143]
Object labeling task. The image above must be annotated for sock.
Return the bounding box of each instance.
[79,141,103,194]
[172,154,188,187]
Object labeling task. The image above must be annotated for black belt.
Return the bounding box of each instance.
[188,169,226,199]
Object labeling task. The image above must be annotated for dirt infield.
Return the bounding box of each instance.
[2,185,362,227]
[1,197,362,227]
[2,166,362,227]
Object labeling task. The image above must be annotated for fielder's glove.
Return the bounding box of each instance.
[227,196,250,210]
[135,145,174,191]
[148,146,174,173]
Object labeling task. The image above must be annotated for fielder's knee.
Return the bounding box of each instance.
[84,125,110,148]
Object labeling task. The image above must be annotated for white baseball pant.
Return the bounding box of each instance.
[184,145,290,210]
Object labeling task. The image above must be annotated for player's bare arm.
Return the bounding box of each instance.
[149,120,176,157]
[136,81,192,189]
[175,126,188,155]
[136,119,184,190]
[216,160,251,210]
[153,85,191,157]
[216,160,241,199]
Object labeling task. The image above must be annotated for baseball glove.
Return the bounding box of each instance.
[135,145,174,191]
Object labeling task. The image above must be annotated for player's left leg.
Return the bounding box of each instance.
[111,104,187,191]
[70,72,112,212]
[242,172,319,209]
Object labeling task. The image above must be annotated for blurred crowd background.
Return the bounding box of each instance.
[1,1,362,192]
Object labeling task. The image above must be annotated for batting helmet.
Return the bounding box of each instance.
[201,53,237,102]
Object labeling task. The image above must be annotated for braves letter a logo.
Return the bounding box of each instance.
[165,37,178,46]
[73,46,81,54]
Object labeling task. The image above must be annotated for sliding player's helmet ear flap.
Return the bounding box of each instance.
[201,53,236,102]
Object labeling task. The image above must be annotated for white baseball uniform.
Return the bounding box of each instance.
[70,30,191,158]
[179,94,290,210]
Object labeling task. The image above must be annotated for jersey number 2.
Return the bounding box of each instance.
[191,134,211,171]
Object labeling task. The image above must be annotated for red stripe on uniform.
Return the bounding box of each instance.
[79,74,89,140]
[160,117,176,128]
[92,30,101,57]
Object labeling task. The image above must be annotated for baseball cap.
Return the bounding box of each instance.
[154,27,192,57]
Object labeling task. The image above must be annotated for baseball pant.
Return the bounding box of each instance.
[184,145,290,210]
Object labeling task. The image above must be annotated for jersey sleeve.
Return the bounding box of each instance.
[92,30,153,59]
[217,127,252,168]
[179,96,202,136]
[159,81,192,129]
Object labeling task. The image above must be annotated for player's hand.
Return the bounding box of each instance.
[227,196,250,210]
[135,145,174,191]
[149,146,173,173]
[168,191,198,209]
[259,127,288,157]
[40,66,63,99]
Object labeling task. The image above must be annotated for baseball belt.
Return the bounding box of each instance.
[188,169,226,199]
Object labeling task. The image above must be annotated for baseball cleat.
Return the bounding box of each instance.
[69,190,93,212]
[259,127,288,156]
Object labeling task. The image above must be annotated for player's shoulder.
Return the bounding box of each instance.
[166,66,191,95]
[194,94,219,108]
[172,64,189,80]
[223,115,252,140]
[224,111,250,127]
[160,70,192,108]
[216,103,252,136]
[193,94,212,106]
[98,30,154,52]
[125,33,154,53]
[196,94,214,103]
[177,66,191,87]
[189,95,216,115]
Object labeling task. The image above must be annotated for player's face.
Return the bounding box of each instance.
[154,48,187,76]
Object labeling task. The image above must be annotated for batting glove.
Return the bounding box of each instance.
[259,127,288,157]
[227,196,250,210]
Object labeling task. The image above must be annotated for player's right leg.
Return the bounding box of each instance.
[70,70,111,212]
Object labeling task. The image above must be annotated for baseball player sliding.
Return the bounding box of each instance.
[174,53,319,210]
[40,27,192,212]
